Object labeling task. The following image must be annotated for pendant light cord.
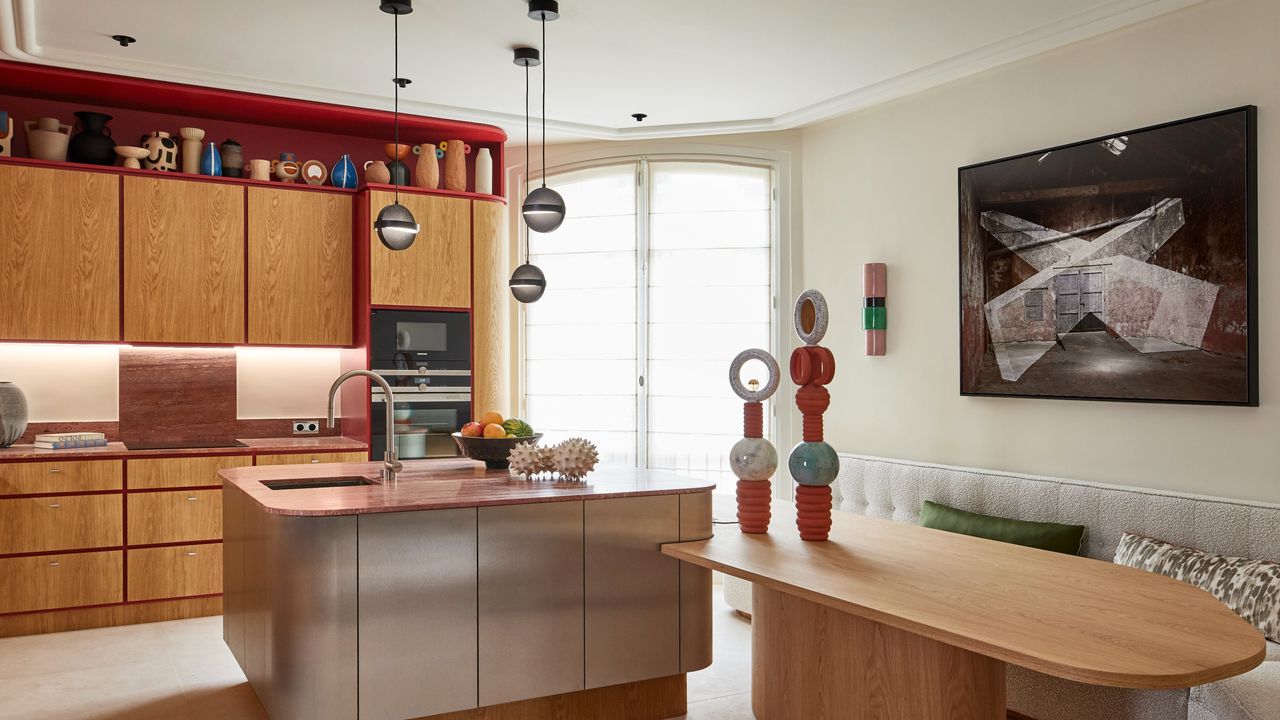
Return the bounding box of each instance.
[540,13,547,189]
[525,61,532,264]
[393,10,400,204]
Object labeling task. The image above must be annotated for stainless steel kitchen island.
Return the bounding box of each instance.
[220,458,715,720]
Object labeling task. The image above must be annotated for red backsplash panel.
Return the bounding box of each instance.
[119,347,238,445]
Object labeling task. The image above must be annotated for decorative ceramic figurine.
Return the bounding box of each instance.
[0,111,11,157]
[331,154,358,188]
[364,159,391,185]
[301,159,328,185]
[220,139,244,178]
[443,138,467,191]
[140,131,178,171]
[864,263,887,356]
[412,143,440,189]
[788,289,838,541]
[199,142,222,176]
[272,152,300,183]
[552,438,599,481]
[384,143,411,185]
[178,127,205,174]
[0,382,28,448]
[24,117,72,162]
[729,348,781,534]
[475,147,493,194]
[68,111,116,165]
[114,146,149,169]
[246,159,271,181]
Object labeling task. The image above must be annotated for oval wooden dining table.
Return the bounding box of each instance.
[661,509,1265,720]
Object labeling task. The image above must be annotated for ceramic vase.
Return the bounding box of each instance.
[301,159,327,185]
[25,117,72,162]
[0,111,12,157]
[246,159,271,181]
[364,160,391,185]
[474,147,493,195]
[443,138,467,191]
[140,131,178,171]
[114,146,149,169]
[200,142,223,176]
[331,154,358,188]
[68,111,117,165]
[273,152,300,183]
[0,382,28,448]
[413,144,439,189]
[177,128,204,174]
[384,143,411,186]
[220,139,244,178]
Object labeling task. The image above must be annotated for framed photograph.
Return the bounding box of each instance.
[958,107,1257,405]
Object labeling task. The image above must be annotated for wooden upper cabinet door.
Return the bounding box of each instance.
[471,200,511,416]
[0,165,120,341]
[369,192,470,308]
[123,176,245,343]
[248,188,353,345]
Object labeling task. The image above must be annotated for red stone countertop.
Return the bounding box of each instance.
[0,436,368,462]
[221,458,716,516]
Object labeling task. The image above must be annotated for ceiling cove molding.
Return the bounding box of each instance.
[2,0,1204,142]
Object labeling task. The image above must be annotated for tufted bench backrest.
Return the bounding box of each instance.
[833,454,1280,562]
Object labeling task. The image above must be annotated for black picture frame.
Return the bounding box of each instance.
[958,106,1258,406]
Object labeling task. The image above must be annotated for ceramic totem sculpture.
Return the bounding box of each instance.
[789,290,839,541]
[729,349,781,533]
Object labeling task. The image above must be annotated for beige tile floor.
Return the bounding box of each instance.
[0,590,753,720]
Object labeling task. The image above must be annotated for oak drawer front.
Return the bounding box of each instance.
[0,460,122,495]
[0,551,122,614]
[254,451,368,466]
[0,495,122,555]
[127,456,251,490]
[127,490,222,545]
[127,544,222,601]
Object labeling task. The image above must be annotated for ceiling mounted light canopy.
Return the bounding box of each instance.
[373,0,419,251]
[520,0,566,235]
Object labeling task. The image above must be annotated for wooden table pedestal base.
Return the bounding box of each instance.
[751,584,1005,720]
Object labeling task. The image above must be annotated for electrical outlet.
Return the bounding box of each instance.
[293,420,320,435]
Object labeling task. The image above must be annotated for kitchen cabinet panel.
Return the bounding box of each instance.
[679,491,714,673]
[0,551,122,614]
[123,176,245,343]
[248,188,353,346]
[253,451,368,466]
[0,460,122,496]
[0,165,120,342]
[128,544,222,601]
[358,508,478,719]
[471,199,510,416]
[0,494,122,554]
[127,456,250,490]
[369,192,470,308]
[128,489,221,545]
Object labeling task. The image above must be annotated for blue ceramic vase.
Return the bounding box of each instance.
[332,154,358,188]
[199,142,222,176]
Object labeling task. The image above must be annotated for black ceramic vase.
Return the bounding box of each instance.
[387,159,411,186]
[68,111,117,165]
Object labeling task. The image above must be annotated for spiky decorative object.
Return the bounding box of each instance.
[508,443,545,477]
[552,438,599,481]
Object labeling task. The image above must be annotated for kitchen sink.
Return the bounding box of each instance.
[261,476,378,491]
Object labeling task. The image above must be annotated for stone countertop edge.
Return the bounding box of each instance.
[0,436,369,462]
[220,458,717,516]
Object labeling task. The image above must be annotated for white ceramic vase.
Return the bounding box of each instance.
[474,148,493,195]
[0,382,28,447]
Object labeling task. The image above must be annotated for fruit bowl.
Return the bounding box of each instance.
[453,433,542,469]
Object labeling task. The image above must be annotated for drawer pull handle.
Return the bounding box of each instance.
[48,561,60,567]
[48,503,61,509]
[310,458,320,463]
[186,551,198,557]
[48,468,62,474]
[186,496,198,501]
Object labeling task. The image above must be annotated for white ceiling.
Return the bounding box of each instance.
[1,0,1202,141]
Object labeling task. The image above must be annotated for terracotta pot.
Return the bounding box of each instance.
[140,131,178,171]
[364,160,391,185]
[179,127,205,174]
[246,159,271,181]
[25,117,72,162]
[443,138,467,191]
[68,111,117,165]
[413,144,439,189]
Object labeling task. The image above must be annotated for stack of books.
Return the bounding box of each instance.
[34,432,109,450]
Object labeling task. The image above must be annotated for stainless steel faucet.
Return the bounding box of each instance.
[327,370,402,484]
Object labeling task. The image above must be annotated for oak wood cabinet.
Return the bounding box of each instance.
[0,551,122,615]
[0,165,120,341]
[123,176,245,344]
[248,188,354,346]
[471,199,510,415]
[127,489,222,545]
[127,456,250,490]
[0,460,121,495]
[128,544,223,601]
[254,451,369,466]
[370,191,471,308]
[0,494,122,555]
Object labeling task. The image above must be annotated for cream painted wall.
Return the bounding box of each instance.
[800,0,1278,502]
[235,347,343,419]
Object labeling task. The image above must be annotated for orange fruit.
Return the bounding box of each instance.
[483,423,507,439]
[479,410,504,426]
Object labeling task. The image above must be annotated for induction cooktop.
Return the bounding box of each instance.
[122,440,250,451]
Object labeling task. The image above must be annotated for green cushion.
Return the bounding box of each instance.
[918,500,1085,555]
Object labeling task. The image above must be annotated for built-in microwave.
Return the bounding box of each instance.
[369,309,471,461]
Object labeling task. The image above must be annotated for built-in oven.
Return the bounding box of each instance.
[369,309,472,461]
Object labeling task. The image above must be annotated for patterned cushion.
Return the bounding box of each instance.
[1115,532,1280,642]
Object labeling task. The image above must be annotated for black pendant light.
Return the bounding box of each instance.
[374,0,419,251]
[521,0,566,234]
[510,47,547,303]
